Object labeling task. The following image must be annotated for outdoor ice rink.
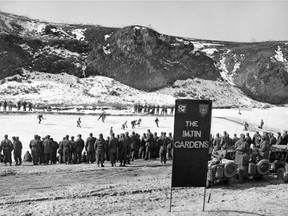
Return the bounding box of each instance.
[0,106,288,216]
[0,107,287,156]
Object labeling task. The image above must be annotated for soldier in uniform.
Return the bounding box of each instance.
[74,134,84,164]
[108,133,118,166]
[13,136,22,166]
[234,134,250,158]
[158,132,170,164]
[118,133,128,166]
[139,133,146,159]
[29,134,41,165]
[94,133,106,167]
[51,138,59,164]
[167,132,173,160]
[130,131,138,161]
[259,132,270,159]
[0,135,13,166]
[43,135,53,165]
[58,137,65,164]
[63,135,72,164]
[145,129,153,160]
[85,133,96,163]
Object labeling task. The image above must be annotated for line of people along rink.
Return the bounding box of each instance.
[0,129,174,167]
[1,129,287,167]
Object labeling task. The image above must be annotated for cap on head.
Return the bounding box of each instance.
[4,134,8,139]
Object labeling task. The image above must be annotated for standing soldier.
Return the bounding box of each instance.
[22,101,27,111]
[29,134,41,165]
[94,133,106,167]
[220,131,230,150]
[130,132,137,161]
[234,134,250,159]
[74,134,84,164]
[63,135,72,164]
[213,133,221,151]
[158,132,169,164]
[0,135,13,166]
[3,100,7,111]
[259,133,270,159]
[245,133,252,148]
[13,136,22,166]
[118,133,127,166]
[167,132,174,160]
[253,131,261,148]
[28,102,33,111]
[145,129,153,160]
[85,133,96,163]
[124,132,132,164]
[58,137,65,164]
[50,138,59,164]
[139,133,147,159]
[43,135,53,165]
[17,101,21,111]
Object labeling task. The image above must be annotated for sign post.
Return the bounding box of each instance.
[170,99,212,211]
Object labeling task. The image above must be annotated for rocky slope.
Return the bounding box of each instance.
[0,11,288,105]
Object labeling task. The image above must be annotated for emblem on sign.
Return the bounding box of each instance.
[177,104,187,114]
[199,104,209,117]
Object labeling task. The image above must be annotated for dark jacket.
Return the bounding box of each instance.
[29,139,40,152]
[85,136,95,152]
[13,140,22,153]
[74,138,84,153]
[109,137,118,153]
[43,139,53,154]
[0,139,13,153]
[94,138,106,152]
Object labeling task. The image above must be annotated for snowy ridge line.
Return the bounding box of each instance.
[0,71,267,108]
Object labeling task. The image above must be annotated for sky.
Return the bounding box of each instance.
[0,0,288,42]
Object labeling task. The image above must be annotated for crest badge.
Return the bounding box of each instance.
[199,104,209,117]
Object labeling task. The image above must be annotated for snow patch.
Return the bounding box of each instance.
[201,48,218,57]
[71,28,86,41]
[273,46,287,63]
[19,21,46,35]
[217,50,235,86]
[104,33,111,41]
[102,44,111,55]
[232,62,241,73]
[34,45,80,58]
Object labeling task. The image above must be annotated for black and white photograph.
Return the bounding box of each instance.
[0,0,288,215]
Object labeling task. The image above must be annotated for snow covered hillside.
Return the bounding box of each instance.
[0,70,267,108]
[1,11,288,104]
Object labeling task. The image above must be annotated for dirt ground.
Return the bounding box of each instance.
[0,159,287,216]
